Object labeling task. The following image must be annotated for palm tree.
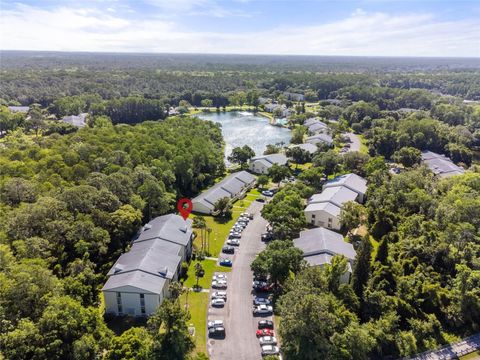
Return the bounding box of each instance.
[206,227,212,255]
[194,262,204,289]
[193,216,207,251]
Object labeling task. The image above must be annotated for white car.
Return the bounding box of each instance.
[211,280,227,289]
[253,305,273,315]
[208,320,224,329]
[212,291,227,300]
[226,238,240,246]
[211,298,226,307]
[259,336,277,346]
[212,274,227,282]
[261,345,280,356]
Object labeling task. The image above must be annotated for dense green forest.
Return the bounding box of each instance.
[1,52,480,110]
[0,117,224,359]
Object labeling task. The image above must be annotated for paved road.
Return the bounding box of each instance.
[405,333,480,360]
[345,132,361,152]
[208,200,270,360]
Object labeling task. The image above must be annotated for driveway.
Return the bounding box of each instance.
[208,200,270,360]
[345,132,361,152]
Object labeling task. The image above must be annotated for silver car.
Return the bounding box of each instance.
[259,336,278,346]
[261,345,280,356]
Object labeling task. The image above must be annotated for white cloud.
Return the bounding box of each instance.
[1,3,479,56]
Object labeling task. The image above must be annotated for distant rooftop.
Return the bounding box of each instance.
[323,173,367,195]
[306,133,333,145]
[251,153,288,166]
[8,106,29,113]
[191,171,256,212]
[294,227,356,262]
[421,151,465,178]
[61,113,88,128]
[292,143,318,155]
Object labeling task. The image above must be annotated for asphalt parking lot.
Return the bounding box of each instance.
[208,200,273,360]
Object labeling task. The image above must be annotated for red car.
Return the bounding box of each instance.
[256,329,275,337]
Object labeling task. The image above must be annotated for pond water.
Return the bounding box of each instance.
[198,111,291,161]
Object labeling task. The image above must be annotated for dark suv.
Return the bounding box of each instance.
[222,246,235,254]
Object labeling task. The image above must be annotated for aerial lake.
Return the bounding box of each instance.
[197,111,291,161]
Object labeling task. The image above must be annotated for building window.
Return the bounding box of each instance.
[116,292,123,314]
[311,214,316,219]
[140,294,146,315]
[328,218,332,223]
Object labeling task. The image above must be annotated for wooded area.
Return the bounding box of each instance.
[0,52,479,360]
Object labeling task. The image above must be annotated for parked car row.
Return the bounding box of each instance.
[208,274,229,338]
[252,275,281,357]
[222,212,253,267]
[209,212,254,341]
[210,273,228,307]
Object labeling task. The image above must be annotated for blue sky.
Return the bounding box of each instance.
[1,0,479,56]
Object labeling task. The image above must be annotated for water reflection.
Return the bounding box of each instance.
[198,111,291,162]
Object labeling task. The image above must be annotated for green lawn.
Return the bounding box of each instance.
[181,291,209,354]
[459,351,480,360]
[183,258,231,289]
[290,162,313,171]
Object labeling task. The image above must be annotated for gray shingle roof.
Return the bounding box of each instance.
[192,171,256,211]
[306,133,333,145]
[103,214,192,294]
[135,214,193,247]
[251,153,288,166]
[421,151,465,177]
[304,118,320,127]
[304,201,341,217]
[235,171,256,185]
[292,143,318,155]
[323,173,367,195]
[107,243,181,280]
[8,106,29,113]
[308,122,328,134]
[308,186,358,208]
[102,270,167,294]
[61,113,88,128]
[294,227,356,261]
[221,177,246,196]
[203,187,234,207]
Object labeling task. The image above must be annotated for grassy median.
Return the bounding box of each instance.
[180,291,209,354]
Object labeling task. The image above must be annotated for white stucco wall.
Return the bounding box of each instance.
[103,283,169,317]
[304,209,341,230]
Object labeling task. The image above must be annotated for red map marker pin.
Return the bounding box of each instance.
[177,198,193,220]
